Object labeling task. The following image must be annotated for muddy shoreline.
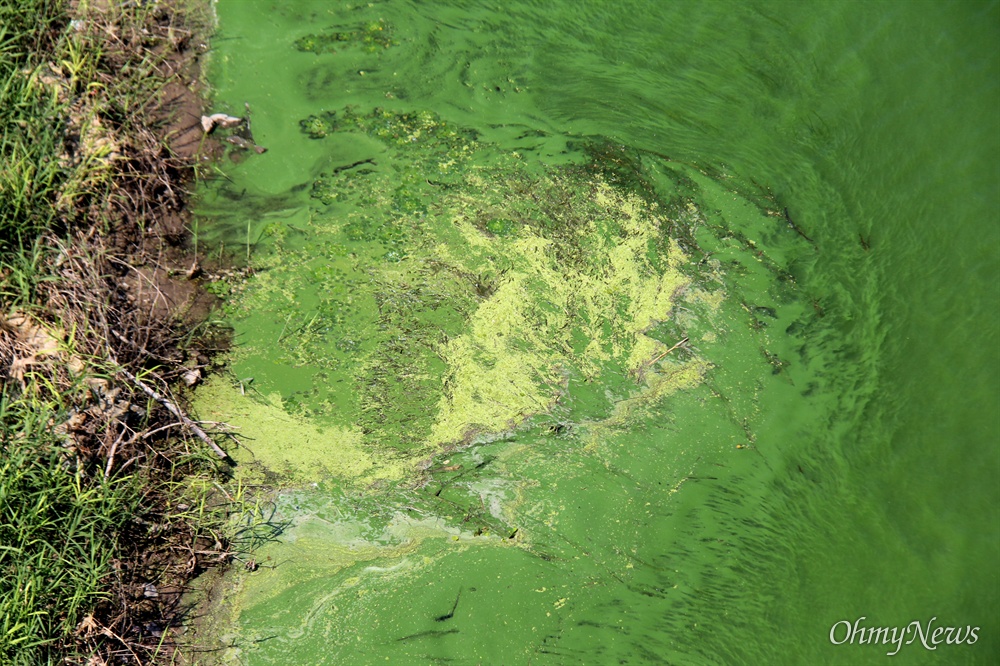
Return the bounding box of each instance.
[0,1,242,663]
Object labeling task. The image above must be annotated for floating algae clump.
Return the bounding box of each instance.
[203,107,716,483]
[425,176,692,445]
[294,19,395,55]
[299,112,335,139]
[194,375,407,485]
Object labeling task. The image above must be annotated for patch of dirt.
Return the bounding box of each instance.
[121,265,219,326]
[159,79,215,163]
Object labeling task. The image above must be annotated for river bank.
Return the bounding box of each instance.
[0,1,243,663]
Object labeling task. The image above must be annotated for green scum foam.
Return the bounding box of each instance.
[193,376,405,485]
[196,108,714,485]
[190,101,812,663]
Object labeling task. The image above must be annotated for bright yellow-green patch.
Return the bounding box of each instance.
[193,376,407,485]
[427,176,691,445]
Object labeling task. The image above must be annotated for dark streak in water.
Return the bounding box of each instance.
[783,207,815,245]
[435,588,462,622]
[396,628,460,642]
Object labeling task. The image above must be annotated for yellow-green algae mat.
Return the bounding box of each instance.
[191,107,802,664]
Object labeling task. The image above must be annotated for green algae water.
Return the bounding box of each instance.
[190,1,999,664]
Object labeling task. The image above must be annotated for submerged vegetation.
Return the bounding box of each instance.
[293,18,396,55]
[195,105,725,488]
[0,0,250,663]
[187,68,809,665]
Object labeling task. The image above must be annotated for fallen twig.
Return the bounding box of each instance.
[104,427,128,479]
[783,207,815,245]
[118,366,230,460]
[648,336,689,366]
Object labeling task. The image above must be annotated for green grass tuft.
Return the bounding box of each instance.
[0,392,135,665]
[0,0,72,248]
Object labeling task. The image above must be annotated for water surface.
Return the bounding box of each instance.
[192,1,999,663]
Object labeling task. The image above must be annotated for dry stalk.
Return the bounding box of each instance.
[116,365,229,460]
[648,336,689,366]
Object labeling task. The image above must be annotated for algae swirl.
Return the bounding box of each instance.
[191,91,806,664]
[197,108,727,487]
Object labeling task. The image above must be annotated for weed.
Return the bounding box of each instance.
[0,392,133,665]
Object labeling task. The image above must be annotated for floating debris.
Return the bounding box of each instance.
[182,368,202,387]
[201,113,243,133]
